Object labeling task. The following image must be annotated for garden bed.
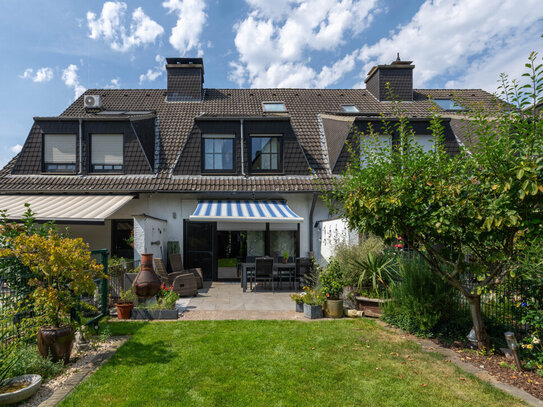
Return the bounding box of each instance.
[448,345,543,402]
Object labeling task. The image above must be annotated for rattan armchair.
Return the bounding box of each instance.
[169,253,203,288]
[154,258,198,297]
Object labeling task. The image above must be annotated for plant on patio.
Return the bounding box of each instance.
[353,251,397,298]
[322,52,543,350]
[0,231,104,363]
[319,257,344,300]
[301,287,325,306]
[115,289,136,320]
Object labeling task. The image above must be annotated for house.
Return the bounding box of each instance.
[0,56,496,280]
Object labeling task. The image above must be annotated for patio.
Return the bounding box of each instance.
[179,281,301,320]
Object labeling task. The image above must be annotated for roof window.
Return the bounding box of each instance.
[434,99,464,111]
[341,105,359,113]
[263,102,286,112]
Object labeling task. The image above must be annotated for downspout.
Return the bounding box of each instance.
[309,192,317,257]
[78,118,83,174]
[240,119,245,176]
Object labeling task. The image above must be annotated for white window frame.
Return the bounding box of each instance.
[262,102,287,112]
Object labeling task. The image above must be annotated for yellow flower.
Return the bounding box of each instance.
[527,344,533,350]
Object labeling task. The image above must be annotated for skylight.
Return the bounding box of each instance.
[434,99,464,111]
[341,105,359,113]
[263,102,286,112]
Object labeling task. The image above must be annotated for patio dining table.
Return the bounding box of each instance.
[241,262,296,292]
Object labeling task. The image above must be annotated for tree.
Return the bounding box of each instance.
[323,52,543,350]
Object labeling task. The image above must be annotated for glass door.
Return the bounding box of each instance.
[184,221,216,281]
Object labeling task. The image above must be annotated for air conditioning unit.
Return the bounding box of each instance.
[84,95,101,109]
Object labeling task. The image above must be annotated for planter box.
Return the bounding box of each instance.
[295,302,303,313]
[355,296,391,317]
[303,303,323,319]
[131,309,178,320]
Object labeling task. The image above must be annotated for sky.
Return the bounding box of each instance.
[0,0,542,167]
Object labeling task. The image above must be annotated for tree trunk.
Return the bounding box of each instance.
[467,295,490,351]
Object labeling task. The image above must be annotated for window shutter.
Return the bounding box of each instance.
[91,134,123,165]
[44,135,76,163]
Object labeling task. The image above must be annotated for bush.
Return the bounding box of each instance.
[383,258,464,336]
[333,235,384,287]
[8,346,64,380]
[319,258,344,300]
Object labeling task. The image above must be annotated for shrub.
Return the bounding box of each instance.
[319,257,344,300]
[333,235,384,287]
[383,258,462,336]
[353,252,397,298]
[8,346,64,380]
[117,288,136,305]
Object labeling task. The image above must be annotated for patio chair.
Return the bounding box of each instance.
[154,258,199,297]
[252,257,274,291]
[169,253,203,288]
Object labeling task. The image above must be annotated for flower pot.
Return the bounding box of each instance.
[116,303,134,320]
[303,303,323,319]
[295,302,303,312]
[132,253,161,298]
[0,374,42,405]
[282,258,288,264]
[37,326,74,364]
[325,299,343,318]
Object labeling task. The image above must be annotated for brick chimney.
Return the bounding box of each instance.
[365,54,414,101]
[166,57,204,102]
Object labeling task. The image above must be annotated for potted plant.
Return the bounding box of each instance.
[290,293,305,312]
[0,231,103,364]
[302,287,325,319]
[116,288,136,320]
[320,258,344,318]
[131,284,180,320]
[282,251,289,264]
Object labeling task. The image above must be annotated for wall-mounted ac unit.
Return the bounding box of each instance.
[84,95,101,109]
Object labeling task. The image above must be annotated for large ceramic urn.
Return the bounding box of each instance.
[132,253,161,298]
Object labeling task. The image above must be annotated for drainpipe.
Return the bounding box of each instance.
[309,193,317,256]
[240,119,245,176]
[78,118,83,174]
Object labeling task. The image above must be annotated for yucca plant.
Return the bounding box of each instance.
[353,252,397,297]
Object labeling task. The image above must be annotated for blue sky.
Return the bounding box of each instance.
[0,0,542,167]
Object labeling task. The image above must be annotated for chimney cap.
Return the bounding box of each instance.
[364,55,414,83]
[166,57,203,65]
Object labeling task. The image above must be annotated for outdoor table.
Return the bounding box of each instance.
[241,262,296,292]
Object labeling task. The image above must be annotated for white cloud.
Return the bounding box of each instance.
[19,67,54,83]
[62,64,86,100]
[355,0,543,90]
[139,54,165,84]
[87,2,164,52]
[162,0,207,56]
[10,144,23,154]
[230,0,378,88]
[104,78,121,89]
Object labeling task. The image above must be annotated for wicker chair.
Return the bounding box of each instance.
[169,253,203,288]
[154,258,198,297]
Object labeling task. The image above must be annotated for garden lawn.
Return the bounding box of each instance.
[60,319,525,407]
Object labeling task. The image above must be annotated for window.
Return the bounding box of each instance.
[413,135,435,152]
[250,135,282,172]
[91,134,123,172]
[262,102,286,112]
[342,105,359,113]
[43,134,76,172]
[202,134,235,172]
[434,99,464,111]
[360,135,391,167]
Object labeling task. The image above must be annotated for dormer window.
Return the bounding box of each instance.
[249,134,283,173]
[263,102,286,112]
[43,134,76,172]
[202,134,235,173]
[91,134,124,172]
[434,99,464,111]
[342,105,359,113]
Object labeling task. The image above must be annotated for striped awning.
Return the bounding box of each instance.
[190,200,303,223]
[0,195,134,224]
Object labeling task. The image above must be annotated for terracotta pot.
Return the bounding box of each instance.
[132,253,161,298]
[116,303,134,320]
[324,299,343,318]
[37,326,74,364]
[282,258,288,264]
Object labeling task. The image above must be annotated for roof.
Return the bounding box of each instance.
[0,87,498,195]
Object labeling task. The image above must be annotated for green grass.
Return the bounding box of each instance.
[60,320,525,407]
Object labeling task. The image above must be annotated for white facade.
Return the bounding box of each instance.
[319,218,359,263]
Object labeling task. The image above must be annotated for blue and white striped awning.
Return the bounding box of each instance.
[190,200,303,223]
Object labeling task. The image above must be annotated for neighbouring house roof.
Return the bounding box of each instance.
[0,86,499,195]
